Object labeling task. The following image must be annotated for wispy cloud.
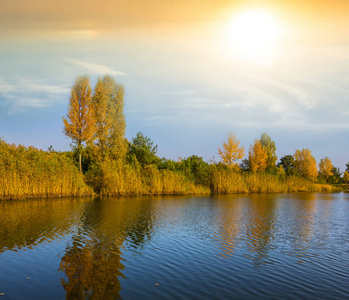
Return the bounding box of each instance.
[64,58,126,76]
[0,78,16,95]
[0,77,69,114]
[162,87,221,96]
[248,75,317,109]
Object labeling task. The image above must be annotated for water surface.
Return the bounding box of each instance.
[0,193,348,299]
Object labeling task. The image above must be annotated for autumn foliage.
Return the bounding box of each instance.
[63,76,96,172]
[218,133,244,168]
[318,157,333,181]
[249,140,268,172]
[293,149,318,181]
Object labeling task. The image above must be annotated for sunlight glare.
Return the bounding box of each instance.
[227,10,282,63]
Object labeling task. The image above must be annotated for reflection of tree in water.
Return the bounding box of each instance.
[59,197,155,299]
[286,193,318,263]
[213,194,278,266]
[0,198,85,253]
[214,195,244,258]
[60,238,124,299]
[244,194,278,267]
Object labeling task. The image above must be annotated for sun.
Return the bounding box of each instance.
[227,10,282,63]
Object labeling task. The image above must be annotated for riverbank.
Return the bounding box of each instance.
[1,140,343,200]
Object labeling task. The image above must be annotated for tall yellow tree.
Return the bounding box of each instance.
[260,133,277,172]
[63,76,96,173]
[91,75,127,162]
[293,149,317,181]
[249,139,268,172]
[92,77,110,161]
[218,133,244,168]
[318,157,333,181]
[93,75,126,161]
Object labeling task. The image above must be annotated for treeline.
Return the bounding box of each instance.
[1,75,346,200]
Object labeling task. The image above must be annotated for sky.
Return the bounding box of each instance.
[1,0,349,170]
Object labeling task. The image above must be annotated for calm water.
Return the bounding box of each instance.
[0,193,348,299]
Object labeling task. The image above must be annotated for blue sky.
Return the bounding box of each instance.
[1,0,349,170]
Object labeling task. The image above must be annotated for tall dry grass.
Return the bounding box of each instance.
[1,138,340,200]
[210,167,336,194]
[0,140,93,200]
[86,160,210,196]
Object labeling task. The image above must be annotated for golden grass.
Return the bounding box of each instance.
[0,140,93,200]
[210,168,338,194]
[1,139,341,200]
[86,160,210,196]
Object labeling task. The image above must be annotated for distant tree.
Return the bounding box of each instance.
[127,132,159,166]
[180,155,211,186]
[239,158,250,171]
[47,145,55,153]
[92,75,126,161]
[293,149,317,181]
[260,133,277,172]
[157,158,178,171]
[249,139,268,172]
[328,167,342,184]
[218,133,244,168]
[346,162,349,172]
[318,157,334,182]
[63,76,96,173]
[343,171,349,184]
[278,155,295,175]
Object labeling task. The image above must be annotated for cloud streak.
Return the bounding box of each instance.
[64,58,126,77]
[0,77,69,114]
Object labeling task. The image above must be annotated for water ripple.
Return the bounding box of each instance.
[0,194,349,299]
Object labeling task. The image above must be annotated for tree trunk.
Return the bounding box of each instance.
[79,152,82,173]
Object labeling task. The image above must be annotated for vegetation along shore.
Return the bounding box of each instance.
[1,75,347,200]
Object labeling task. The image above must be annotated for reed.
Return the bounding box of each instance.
[0,140,93,200]
[1,138,340,200]
[86,160,210,196]
[210,167,337,194]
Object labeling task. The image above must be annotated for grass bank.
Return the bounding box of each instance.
[86,160,210,196]
[210,168,338,194]
[0,140,342,200]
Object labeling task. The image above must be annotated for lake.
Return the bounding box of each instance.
[0,193,348,299]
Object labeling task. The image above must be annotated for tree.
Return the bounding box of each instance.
[278,155,295,175]
[239,158,250,171]
[318,157,333,182]
[127,132,159,166]
[103,75,127,160]
[92,77,110,161]
[343,171,349,184]
[260,133,277,172]
[293,149,317,181]
[63,76,96,173]
[92,75,126,161]
[346,162,349,172]
[249,139,268,172]
[328,167,342,184]
[179,155,211,186]
[218,133,244,168]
